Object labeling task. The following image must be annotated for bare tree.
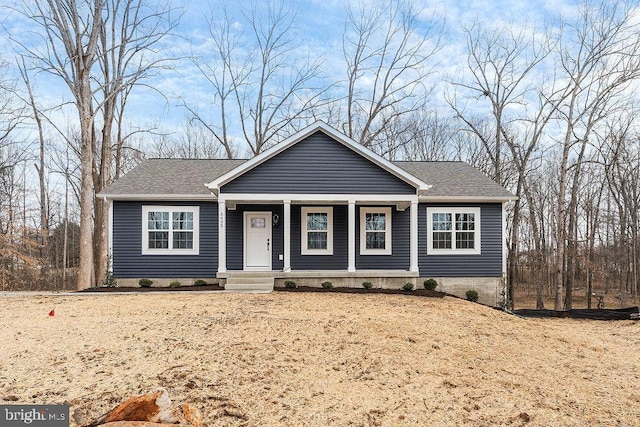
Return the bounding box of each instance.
[187,1,328,158]
[183,6,248,159]
[447,22,552,307]
[148,124,226,159]
[15,0,180,288]
[547,0,640,309]
[0,62,38,289]
[447,22,550,184]
[399,110,476,162]
[341,0,442,152]
[16,58,49,272]
[14,0,104,289]
[0,59,27,175]
[603,114,640,305]
[92,0,180,286]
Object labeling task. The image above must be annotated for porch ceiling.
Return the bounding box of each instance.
[221,193,418,211]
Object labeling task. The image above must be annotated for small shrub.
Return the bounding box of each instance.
[362,281,373,289]
[193,279,207,286]
[402,282,414,291]
[139,278,153,288]
[466,289,479,302]
[423,278,438,290]
[102,255,117,287]
[169,280,181,288]
[321,281,333,289]
[284,280,297,289]
[102,271,117,288]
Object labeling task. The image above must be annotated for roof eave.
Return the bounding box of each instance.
[419,195,517,203]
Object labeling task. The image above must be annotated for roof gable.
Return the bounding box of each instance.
[220,131,416,194]
[208,121,430,194]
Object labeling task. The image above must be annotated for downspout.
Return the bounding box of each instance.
[502,201,509,308]
[106,197,113,273]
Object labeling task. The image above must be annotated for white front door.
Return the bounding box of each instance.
[244,212,272,270]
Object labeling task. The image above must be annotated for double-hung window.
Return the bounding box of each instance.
[427,207,480,255]
[301,207,333,255]
[360,207,392,255]
[142,206,199,255]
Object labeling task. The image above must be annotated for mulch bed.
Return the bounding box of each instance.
[79,284,446,297]
[78,284,225,293]
[512,306,640,321]
[274,286,446,297]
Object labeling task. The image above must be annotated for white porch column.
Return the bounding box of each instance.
[283,200,291,271]
[348,200,356,272]
[218,200,226,273]
[410,200,419,273]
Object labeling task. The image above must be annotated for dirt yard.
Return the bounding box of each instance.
[1,292,639,426]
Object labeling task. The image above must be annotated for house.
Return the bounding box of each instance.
[99,121,514,305]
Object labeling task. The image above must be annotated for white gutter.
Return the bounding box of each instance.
[96,193,217,201]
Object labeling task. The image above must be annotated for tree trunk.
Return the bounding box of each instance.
[78,146,95,288]
[94,97,114,287]
[555,144,570,310]
[77,76,96,290]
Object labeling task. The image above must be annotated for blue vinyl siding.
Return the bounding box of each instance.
[291,205,348,270]
[419,203,502,277]
[112,201,218,278]
[356,206,410,270]
[221,131,415,194]
[226,204,284,271]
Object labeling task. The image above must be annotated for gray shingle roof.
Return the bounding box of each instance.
[100,159,245,196]
[100,158,513,200]
[394,161,514,199]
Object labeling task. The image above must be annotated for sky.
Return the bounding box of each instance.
[158,0,564,127]
[0,0,577,142]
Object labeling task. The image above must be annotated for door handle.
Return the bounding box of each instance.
[267,238,270,251]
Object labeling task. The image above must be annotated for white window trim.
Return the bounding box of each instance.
[360,207,392,255]
[427,207,481,255]
[142,205,200,255]
[301,206,333,255]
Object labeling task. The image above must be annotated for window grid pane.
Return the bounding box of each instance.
[307,213,328,231]
[456,232,475,249]
[433,232,452,249]
[173,211,193,230]
[148,231,169,249]
[173,231,194,249]
[455,213,475,231]
[365,213,386,231]
[307,231,328,250]
[366,231,386,249]
[148,212,169,230]
[432,213,452,230]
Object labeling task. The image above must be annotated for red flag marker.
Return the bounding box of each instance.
[48,309,55,317]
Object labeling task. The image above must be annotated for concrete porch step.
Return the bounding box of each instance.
[225,276,274,292]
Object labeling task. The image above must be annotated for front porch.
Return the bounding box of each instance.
[216,195,420,277]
